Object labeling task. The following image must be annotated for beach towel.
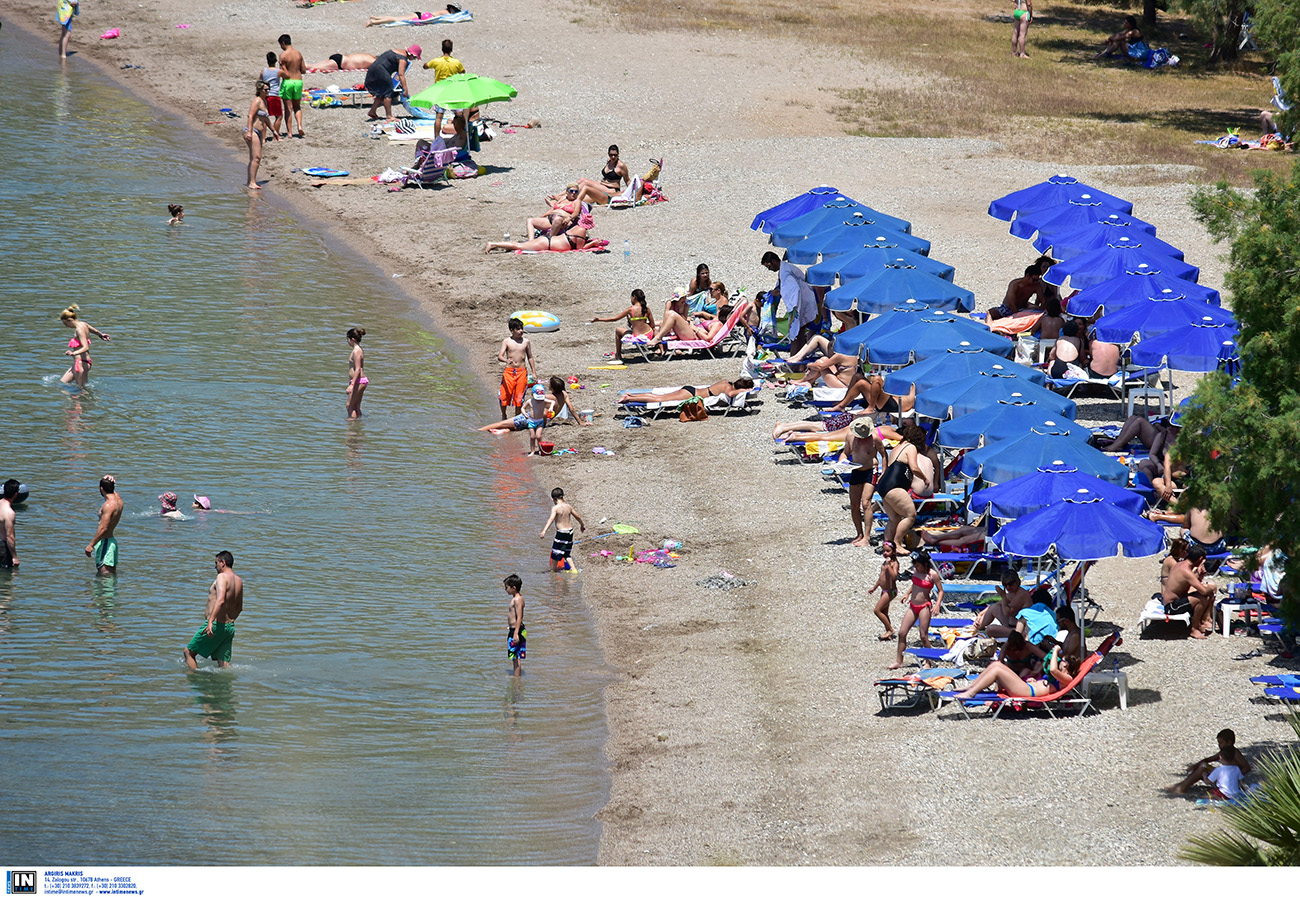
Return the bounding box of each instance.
[987,310,1043,336]
[383,9,474,25]
[516,239,610,255]
[306,65,369,73]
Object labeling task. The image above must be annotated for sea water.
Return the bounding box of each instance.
[0,28,606,865]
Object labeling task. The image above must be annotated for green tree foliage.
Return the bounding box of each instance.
[1174,0,1246,62]
[1251,0,1300,137]
[1182,711,1300,865]
[1179,160,1300,624]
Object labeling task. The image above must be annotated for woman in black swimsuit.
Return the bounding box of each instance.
[569,144,630,207]
[877,425,931,550]
[617,378,754,405]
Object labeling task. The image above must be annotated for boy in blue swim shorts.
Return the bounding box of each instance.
[504,573,525,676]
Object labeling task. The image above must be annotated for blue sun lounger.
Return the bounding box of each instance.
[875,667,967,711]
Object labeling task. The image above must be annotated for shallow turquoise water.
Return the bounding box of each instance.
[0,27,606,865]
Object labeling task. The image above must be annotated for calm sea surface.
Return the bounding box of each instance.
[0,28,606,865]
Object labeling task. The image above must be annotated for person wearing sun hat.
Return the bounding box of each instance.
[158,492,185,520]
[364,44,422,121]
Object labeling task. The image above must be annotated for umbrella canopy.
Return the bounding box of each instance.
[936,402,1092,450]
[1041,220,1185,262]
[751,186,852,232]
[882,350,1046,396]
[824,265,973,314]
[785,216,931,264]
[989,175,1134,222]
[1093,295,1237,343]
[954,430,1130,486]
[1013,201,1155,242]
[1065,266,1222,316]
[831,301,934,356]
[807,245,954,287]
[916,372,1078,420]
[410,72,517,109]
[1042,237,1200,290]
[1129,318,1240,372]
[770,201,912,246]
[969,462,1148,519]
[991,490,1166,560]
[865,311,1016,366]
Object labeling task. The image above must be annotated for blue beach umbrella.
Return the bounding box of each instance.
[785,216,931,264]
[830,300,934,356]
[1043,221,1185,262]
[1093,295,1237,343]
[824,265,973,314]
[770,201,913,247]
[989,175,1133,222]
[865,311,1015,366]
[1042,237,1200,290]
[1066,266,1221,316]
[807,245,954,287]
[968,461,1148,520]
[1129,318,1239,372]
[954,430,1130,486]
[1217,339,1241,377]
[936,402,1092,450]
[991,490,1166,560]
[1023,207,1158,247]
[916,373,1078,420]
[882,349,1046,396]
[751,186,852,232]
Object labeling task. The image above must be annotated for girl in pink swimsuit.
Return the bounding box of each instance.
[346,327,368,418]
[888,550,944,670]
[60,304,110,387]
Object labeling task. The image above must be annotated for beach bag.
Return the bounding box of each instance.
[678,397,708,422]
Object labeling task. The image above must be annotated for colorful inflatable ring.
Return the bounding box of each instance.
[511,310,560,333]
[302,167,349,178]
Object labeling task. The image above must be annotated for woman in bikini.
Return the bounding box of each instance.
[888,550,944,669]
[829,373,916,415]
[954,640,1078,699]
[345,327,367,419]
[243,80,274,190]
[527,185,585,240]
[592,289,656,361]
[484,212,593,253]
[568,145,629,208]
[59,304,110,387]
[617,378,755,405]
[1011,0,1032,58]
[644,305,727,347]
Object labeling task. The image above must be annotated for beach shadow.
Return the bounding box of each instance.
[1118,685,1163,707]
[477,163,514,176]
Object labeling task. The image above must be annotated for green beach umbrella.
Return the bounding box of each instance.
[410,73,518,110]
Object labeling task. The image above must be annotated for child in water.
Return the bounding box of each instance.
[168,204,184,225]
[504,573,526,676]
[540,487,586,571]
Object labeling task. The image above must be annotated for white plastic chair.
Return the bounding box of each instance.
[1126,387,1169,418]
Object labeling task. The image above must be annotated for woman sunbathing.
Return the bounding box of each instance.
[527,185,586,239]
[593,288,656,361]
[830,374,916,415]
[485,212,593,253]
[617,378,754,405]
[366,11,436,26]
[309,52,378,72]
[645,307,725,346]
[953,642,1077,699]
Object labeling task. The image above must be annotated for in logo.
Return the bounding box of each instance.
[6,871,36,895]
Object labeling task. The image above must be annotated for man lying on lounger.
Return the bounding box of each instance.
[308,52,378,72]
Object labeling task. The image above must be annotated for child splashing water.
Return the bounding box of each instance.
[888,549,944,669]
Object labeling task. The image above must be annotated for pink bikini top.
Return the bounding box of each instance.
[911,573,935,590]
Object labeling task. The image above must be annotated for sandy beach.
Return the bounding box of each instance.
[12,0,1298,865]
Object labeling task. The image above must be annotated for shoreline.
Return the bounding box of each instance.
[13,0,1298,866]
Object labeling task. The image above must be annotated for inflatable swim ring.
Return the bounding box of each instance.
[511,310,560,333]
[302,167,349,178]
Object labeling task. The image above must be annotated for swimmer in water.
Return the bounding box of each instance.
[159,492,185,520]
[346,327,367,418]
[168,204,184,224]
[59,304,110,388]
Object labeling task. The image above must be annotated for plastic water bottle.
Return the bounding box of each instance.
[623,239,630,261]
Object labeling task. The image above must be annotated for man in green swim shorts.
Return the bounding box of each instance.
[183,550,245,670]
[277,33,306,138]
[85,475,124,575]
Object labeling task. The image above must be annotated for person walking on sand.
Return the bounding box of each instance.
[276,34,306,138]
[497,317,537,418]
[0,479,20,569]
[243,80,275,189]
[261,51,286,139]
[346,327,368,418]
[540,487,585,572]
[86,475,123,575]
[868,539,900,640]
[1011,0,1032,58]
[57,0,79,59]
[183,550,244,671]
[59,304,110,387]
[504,573,526,676]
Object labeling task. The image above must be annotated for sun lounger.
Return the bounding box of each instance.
[1250,674,1300,687]
[662,302,750,359]
[1264,686,1300,703]
[307,87,371,107]
[1137,595,1191,634]
[875,667,968,712]
[615,387,758,419]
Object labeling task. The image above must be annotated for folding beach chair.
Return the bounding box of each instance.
[400,138,458,189]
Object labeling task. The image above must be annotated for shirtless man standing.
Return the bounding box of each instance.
[1162,546,1216,638]
[86,475,124,575]
[989,265,1044,320]
[276,34,306,138]
[183,551,245,670]
[0,479,19,569]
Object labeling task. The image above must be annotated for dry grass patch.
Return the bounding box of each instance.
[609,0,1294,183]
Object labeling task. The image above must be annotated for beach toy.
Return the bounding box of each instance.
[100,28,120,39]
[58,0,79,26]
[302,167,350,178]
[612,524,639,535]
[176,23,191,28]
[510,310,560,333]
[578,409,594,424]
[538,440,556,456]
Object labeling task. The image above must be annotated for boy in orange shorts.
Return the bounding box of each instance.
[497,317,537,417]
